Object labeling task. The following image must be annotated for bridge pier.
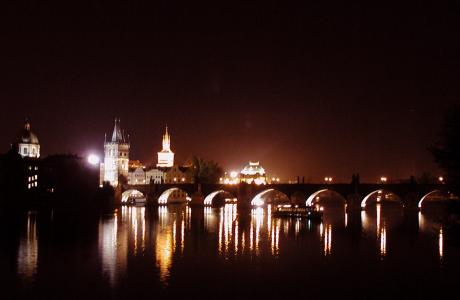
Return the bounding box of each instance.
[236,183,253,212]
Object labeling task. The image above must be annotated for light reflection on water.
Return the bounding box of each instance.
[17,211,38,282]
[14,203,456,293]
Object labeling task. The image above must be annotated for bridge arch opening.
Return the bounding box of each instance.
[122,189,145,205]
[306,189,347,207]
[251,189,289,206]
[418,190,456,209]
[158,188,191,205]
[204,190,235,206]
[361,190,402,209]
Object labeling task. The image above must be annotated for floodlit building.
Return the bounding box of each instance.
[240,161,267,185]
[100,119,130,187]
[8,119,41,190]
[157,126,174,168]
[128,165,165,185]
[17,119,40,159]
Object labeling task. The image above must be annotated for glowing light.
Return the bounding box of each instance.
[121,189,145,203]
[324,177,333,182]
[230,171,238,178]
[87,154,100,165]
[380,177,387,183]
[438,176,444,183]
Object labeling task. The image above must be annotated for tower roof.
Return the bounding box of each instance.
[111,118,126,143]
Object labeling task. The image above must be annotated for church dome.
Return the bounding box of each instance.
[240,161,265,176]
[18,120,39,144]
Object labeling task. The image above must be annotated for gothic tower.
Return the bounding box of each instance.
[100,119,130,186]
[157,125,174,168]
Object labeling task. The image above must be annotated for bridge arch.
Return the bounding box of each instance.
[251,189,289,206]
[361,190,402,209]
[158,188,191,205]
[306,189,347,207]
[417,190,455,209]
[122,189,145,204]
[204,190,234,206]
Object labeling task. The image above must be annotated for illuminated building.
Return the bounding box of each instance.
[157,126,174,168]
[240,161,267,185]
[17,119,40,159]
[164,165,189,183]
[100,119,130,187]
[128,166,165,185]
[10,119,40,190]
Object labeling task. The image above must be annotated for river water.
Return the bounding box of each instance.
[1,203,459,299]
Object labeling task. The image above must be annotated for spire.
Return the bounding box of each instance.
[162,124,171,151]
[24,118,31,131]
[111,118,124,143]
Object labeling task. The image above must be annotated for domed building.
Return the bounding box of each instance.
[240,161,267,185]
[17,119,40,158]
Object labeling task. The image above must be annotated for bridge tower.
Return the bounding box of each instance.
[100,119,130,187]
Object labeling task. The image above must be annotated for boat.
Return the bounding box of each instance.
[272,204,323,220]
[125,197,147,206]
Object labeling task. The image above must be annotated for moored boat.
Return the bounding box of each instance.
[272,204,323,220]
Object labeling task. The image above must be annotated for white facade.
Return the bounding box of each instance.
[157,126,174,168]
[127,167,165,185]
[146,168,165,184]
[100,119,130,187]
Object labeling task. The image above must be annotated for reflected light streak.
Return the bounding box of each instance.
[380,226,387,258]
[156,207,173,285]
[17,212,38,282]
[99,213,126,287]
[439,228,444,260]
[323,224,332,256]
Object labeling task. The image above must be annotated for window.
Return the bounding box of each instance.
[23,147,28,154]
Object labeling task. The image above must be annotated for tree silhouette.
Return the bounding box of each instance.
[187,156,223,184]
[430,107,460,187]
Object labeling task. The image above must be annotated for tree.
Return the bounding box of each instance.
[430,106,460,187]
[187,156,223,184]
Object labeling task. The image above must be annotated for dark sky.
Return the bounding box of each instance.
[1,1,459,182]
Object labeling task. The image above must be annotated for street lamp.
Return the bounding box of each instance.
[380,176,387,183]
[438,176,444,183]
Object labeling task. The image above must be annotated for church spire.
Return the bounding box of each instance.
[162,125,171,151]
[111,118,124,143]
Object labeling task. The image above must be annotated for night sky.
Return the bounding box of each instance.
[1,1,459,182]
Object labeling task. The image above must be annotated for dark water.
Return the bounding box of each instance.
[1,203,459,299]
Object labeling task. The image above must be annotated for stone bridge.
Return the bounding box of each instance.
[120,182,454,210]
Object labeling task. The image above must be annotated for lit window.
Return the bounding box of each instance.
[23,148,28,154]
